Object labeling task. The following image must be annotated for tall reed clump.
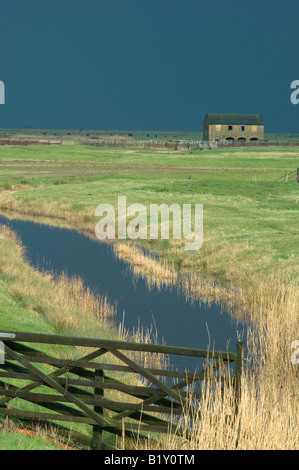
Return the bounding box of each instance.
[135,277,299,450]
[236,277,299,449]
[114,240,298,450]
[55,272,116,325]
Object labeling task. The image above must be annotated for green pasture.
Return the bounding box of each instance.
[0,140,298,449]
[0,143,298,285]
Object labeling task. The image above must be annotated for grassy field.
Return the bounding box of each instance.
[0,141,298,449]
[0,143,298,287]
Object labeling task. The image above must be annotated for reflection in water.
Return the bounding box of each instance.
[0,214,246,373]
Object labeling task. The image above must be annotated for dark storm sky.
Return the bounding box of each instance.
[0,0,299,132]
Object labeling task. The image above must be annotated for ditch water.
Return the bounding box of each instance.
[0,214,246,375]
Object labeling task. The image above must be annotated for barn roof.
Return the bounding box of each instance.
[205,113,264,125]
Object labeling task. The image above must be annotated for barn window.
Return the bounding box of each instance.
[240,126,245,131]
[228,125,233,131]
[216,125,221,131]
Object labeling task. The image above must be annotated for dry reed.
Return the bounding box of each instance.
[113,241,299,450]
[114,243,178,291]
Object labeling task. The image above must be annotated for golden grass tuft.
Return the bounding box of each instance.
[114,242,178,290]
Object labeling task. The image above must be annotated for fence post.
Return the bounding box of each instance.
[91,369,104,450]
[297,168,299,183]
[235,341,245,415]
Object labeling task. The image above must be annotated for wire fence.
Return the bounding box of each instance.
[81,139,299,150]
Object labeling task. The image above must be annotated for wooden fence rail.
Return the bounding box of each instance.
[0,139,62,146]
[0,330,245,450]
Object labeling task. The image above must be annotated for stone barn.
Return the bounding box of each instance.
[203,113,264,142]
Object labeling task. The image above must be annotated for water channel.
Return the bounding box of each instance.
[0,214,246,374]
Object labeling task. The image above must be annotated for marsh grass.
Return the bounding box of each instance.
[114,241,247,322]
[114,242,178,291]
[55,272,116,325]
[0,143,298,449]
[125,278,299,450]
[113,240,299,450]
[0,144,299,286]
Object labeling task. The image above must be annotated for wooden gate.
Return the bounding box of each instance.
[0,331,245,450]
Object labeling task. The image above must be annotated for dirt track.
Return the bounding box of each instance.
[0,163,282,179]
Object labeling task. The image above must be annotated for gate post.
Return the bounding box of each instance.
[91,369,104,450]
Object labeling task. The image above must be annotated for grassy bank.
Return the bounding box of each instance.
[0,225,166,450]
[0,225,118,449]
